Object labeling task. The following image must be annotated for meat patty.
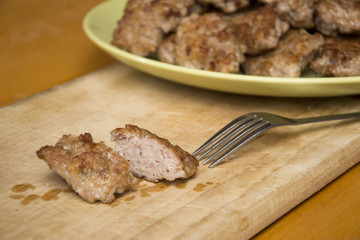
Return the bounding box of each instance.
[315,0,360,36]
[111,125,198,182]
[259,0,315,29]
[112,0,194,56]
[175,13,245,73]
[309,37,360,76]
[36,133,136,203]
[198,0,249,13]
[157,34,177,64]
[243,29,324,77]
[189,3,210,15]
[230,4,289,55]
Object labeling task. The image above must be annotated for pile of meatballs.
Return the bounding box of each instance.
[112,0,360,77]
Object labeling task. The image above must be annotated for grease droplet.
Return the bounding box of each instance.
[140,182,170,197]
[174,180,187,189]
[10,194,25,200]
[125,195,135,202]
[41,188,62,201]
[193,183,206,192]
[110,197,122,208]
[21,194,40,206]
[11,183,36,193]
[62,188,73,193]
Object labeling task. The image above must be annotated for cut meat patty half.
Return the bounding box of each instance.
[243,29,324,77]
[111,125,199,182]
[309,37,360,77]
[37,133,136,204]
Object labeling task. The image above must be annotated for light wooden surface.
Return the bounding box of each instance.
[1,64,360,240]
[0,1,359,239]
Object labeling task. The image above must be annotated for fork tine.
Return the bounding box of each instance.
[208,123,272,168]
[197,117,259,160]
[202,120,265,165]
[192,115,251,156]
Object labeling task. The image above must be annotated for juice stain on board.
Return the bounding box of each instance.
[193,182,213,192]
[11,183,36,193]
[10,179,215,206]
[10,183,72,206]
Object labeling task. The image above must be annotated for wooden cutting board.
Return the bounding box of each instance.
[1,64,359,240]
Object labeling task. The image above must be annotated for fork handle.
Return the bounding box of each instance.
[293,111,360,125]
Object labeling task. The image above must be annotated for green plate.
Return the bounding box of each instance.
[83,0,360,97]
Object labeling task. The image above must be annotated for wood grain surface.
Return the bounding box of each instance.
[1,64,360,239]
[1,0,359,239]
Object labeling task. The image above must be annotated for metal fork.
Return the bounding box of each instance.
[193,111,360,168]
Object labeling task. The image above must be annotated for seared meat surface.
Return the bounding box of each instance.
[309,37,360,76]
[259,0,315,28]
[198,0,249,13]
[175,13,244,73]
[243,29,324,77]
[230,4,289,55]
[111,125,198,182]
[112,0,194,56]
[37,133,136,203]
[157,34,177,64]
[315,0,360,36]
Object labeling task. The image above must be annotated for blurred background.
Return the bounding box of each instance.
[0,0,115,107]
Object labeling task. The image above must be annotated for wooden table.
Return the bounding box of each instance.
[1,1,359,239]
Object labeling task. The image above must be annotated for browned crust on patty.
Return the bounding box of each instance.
[309,37,360,76]
[243,29,324,77]
[175,13,244,73]
[112,0,195,56]
[37,133,136,203]
[230,4,289,55]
